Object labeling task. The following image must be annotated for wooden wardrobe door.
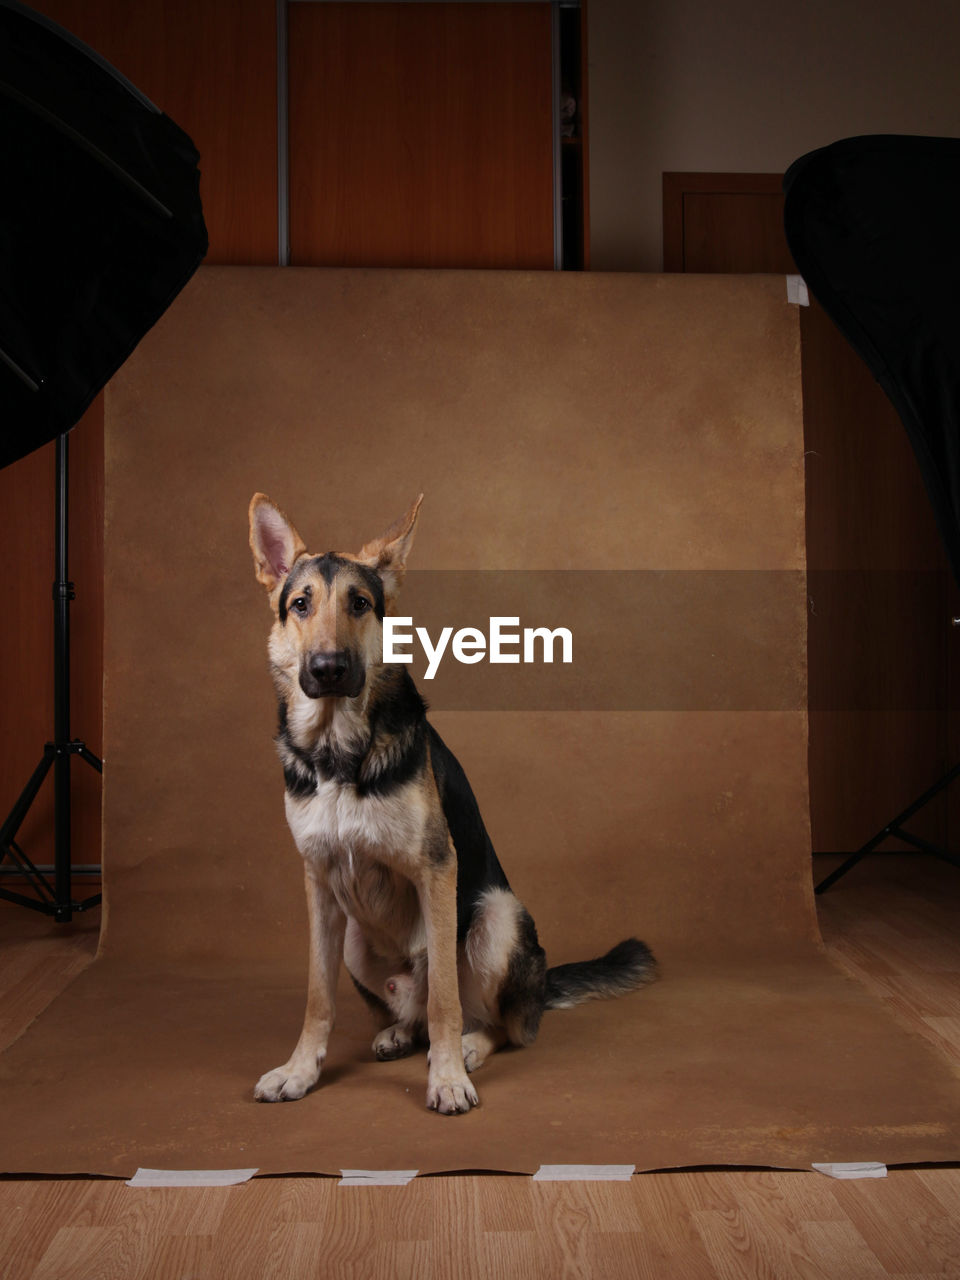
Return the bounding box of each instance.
[27,0,278,265]
[288,2,555,268]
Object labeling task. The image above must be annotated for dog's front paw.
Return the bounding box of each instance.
[254,1062,319,1102]
[373,1023,416,1061]
[426,1073,479,1115]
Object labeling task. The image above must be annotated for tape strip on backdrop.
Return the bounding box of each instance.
[533,1164,636,1182]
[339,1169,419,1187]
[812,1162,888,1180]
[126,1168,259,1188]
[786,275,810,306]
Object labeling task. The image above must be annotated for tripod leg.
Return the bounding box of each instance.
[0,746,56,855]
[0,748,59,911]
[76,743,103,773]
[815,761,960,893]
[815,850,867,895]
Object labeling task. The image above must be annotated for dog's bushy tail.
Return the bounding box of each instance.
[544,938,657,1011]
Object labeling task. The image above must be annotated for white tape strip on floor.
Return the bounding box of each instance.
[533,1164,636,1182]
[126,1168,259,1188]
[338,1169,420,1187]
[811,1162,888,1180]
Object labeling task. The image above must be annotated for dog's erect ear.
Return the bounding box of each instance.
[249,493,307,601]
[358,495,423,608]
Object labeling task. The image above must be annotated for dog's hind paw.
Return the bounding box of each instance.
[254,1063,318,1102]
[373,1023,416,1061]
[461,1027,506,1073]
[426,1074,479,1115]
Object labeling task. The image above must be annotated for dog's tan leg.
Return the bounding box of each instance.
[418,854,479,1115]
[255,863,345,1102]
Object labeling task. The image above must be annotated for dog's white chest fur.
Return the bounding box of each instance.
[285,777,429,956]
[280,691,430,868]
[285,777,428,868]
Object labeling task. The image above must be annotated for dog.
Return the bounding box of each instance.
[248,493,657,1115]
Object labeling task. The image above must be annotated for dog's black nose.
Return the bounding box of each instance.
[300,650,362,698]
[308,652,348,685]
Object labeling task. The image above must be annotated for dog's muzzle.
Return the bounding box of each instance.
[299,650,366,699]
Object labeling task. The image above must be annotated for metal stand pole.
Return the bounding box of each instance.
[0,432,103,921]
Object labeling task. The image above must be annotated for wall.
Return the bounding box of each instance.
[588,0,960,270]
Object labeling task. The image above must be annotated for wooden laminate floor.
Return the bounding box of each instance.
[1,853,959,1279]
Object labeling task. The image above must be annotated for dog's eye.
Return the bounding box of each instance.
[290,596,309,616]
[352,595,370,615]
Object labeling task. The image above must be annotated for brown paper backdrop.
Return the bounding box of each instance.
[2,268,960,1176]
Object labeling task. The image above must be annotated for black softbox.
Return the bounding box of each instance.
[783,134,960,587]
[0,0,208,467]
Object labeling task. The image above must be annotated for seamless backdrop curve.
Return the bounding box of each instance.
[2,268,959,1175]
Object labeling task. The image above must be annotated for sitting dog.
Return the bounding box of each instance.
[249,493,656,1114]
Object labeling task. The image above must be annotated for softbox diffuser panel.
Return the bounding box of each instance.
[0,0,207,468]
[783,134,960,585]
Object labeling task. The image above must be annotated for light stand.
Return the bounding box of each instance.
[0,432,102,921]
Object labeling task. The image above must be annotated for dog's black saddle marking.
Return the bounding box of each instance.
[426,723,512,940]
